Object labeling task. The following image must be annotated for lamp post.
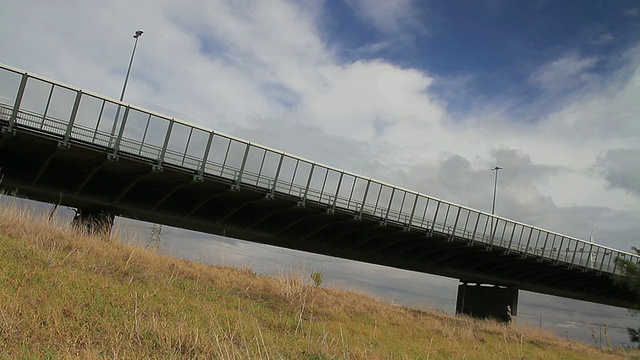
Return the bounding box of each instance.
[120,30,144,102]
[491,166,503,215]
[490,166,503,239]
[110,30,144,146]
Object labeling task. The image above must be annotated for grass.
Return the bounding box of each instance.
[0,198,638,359]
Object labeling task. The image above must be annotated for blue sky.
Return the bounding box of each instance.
[1,0,640,346]
[325,1,640,117]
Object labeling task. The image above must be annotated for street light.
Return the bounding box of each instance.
[110,30,144,146]
[490,166,503,240]
[120,30,144,102]
[491,166,503,215]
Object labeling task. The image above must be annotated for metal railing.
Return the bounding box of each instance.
[1,63,638,276]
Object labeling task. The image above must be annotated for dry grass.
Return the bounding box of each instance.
[0,198,638,359]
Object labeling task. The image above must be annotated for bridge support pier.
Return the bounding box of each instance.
[456,282,518,322]
[72,209,114,235]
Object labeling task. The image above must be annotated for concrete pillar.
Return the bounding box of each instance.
[72,209,114,235]
[456,282,518,322]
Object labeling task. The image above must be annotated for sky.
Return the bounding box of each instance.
[1,0,640,346]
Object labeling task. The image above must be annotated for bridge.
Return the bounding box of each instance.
[0,63,638,319]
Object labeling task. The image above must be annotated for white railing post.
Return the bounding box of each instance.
[108,106,131,161]
[357,179,372,220]
[153,119,174,171]
[330,172,344,214]
[195,131,214,181]
[231,143,251,191]
[58,90,83,148]
[449,207,461,241]
[268,152,285,199]
[299,163,315,207]
[4,72,28,135]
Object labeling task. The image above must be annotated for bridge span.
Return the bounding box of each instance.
[0,63,638,318]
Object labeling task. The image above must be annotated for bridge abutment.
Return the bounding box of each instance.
[72,209,114,235]
[456,282,518,322]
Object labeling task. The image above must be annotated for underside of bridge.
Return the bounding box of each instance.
[0,125,638,312]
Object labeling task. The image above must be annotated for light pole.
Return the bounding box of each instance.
[490,166,503,240]
[491,166,503,215]
[110,30,144,145]
[120,30,144,102]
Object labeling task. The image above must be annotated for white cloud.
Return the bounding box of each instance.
[592,33,615,46]
[596,149,640,197]
[529,52,599,93]
[345,0,422,36]
[303,60,443,142]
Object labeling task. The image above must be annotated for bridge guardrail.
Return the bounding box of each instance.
[0,63,638,277]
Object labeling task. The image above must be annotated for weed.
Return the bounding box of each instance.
[311,271,323,287]
[0,200,637,359]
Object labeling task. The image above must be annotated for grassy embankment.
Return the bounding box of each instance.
[0,199,637,359]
